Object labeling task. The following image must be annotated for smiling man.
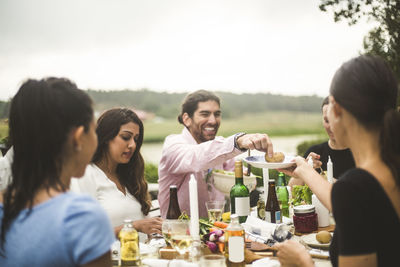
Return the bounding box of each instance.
[158,90,274,218]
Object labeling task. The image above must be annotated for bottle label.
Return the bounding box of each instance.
[276,211,281,223]
[235,197,250,216]
[228,236,244,262]
[265,211,281,223]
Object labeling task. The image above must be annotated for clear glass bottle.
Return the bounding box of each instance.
[257,193,265,220]
[265,180,281,223]
[276,172,289,218]
[224,214,245,267]
[230,161,250,224]
[119,219,140,266]
[167,185,181,219]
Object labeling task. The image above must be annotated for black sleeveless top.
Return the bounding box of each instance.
[330,169,400,266]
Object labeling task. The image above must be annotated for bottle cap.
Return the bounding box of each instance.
[170,185,177,189]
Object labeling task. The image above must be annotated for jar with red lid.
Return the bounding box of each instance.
[293,205,318,233]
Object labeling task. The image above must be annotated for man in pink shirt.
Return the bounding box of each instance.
[158,90,274,218]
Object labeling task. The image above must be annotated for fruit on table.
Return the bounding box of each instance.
[265,152,285,163]
[222,211,231,222]
[316,230,332,244]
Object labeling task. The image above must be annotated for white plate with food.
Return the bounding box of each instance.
[301,232,332,249]
[244,154,295,169]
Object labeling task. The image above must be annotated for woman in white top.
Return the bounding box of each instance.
[71,108,163,237]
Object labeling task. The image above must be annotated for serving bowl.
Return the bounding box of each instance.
[213,170,257,196]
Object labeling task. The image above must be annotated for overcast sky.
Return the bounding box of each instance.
[0,0,373,100]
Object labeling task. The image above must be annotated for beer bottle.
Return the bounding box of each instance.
[230,161,250,224]
[265,180,281,223]
[276,172,289,218]
[224,214,245,267]
[166,185,181,219]
[119,219,140,266]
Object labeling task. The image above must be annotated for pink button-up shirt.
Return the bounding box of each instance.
[158,127,244,218]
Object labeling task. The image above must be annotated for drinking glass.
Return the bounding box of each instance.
[161,219,177,247]
[205,201,225,223]
[165,220,192,259]
[200,254,227,267]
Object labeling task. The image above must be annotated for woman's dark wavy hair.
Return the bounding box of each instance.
[330,55,400,185]
[1,77,93,251]
[92,108,151,215]
[177,90,220,125]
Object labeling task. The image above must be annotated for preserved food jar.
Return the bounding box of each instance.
[119,219,140,266]
[293,205,318,233]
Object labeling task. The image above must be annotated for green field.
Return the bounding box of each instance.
[143,111,325,143]
[0,111,325,144]
[0,121,7,142]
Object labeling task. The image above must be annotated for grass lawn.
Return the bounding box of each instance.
[143,111,324,142]
[0,111,325,143]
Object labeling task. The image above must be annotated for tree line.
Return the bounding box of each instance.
[0,89,324,120]
[86,89,324,119]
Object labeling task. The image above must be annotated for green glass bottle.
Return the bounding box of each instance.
[230,161,250,224]
[276,172,289,218]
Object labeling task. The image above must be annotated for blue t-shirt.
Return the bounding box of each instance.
[0,192,115,267]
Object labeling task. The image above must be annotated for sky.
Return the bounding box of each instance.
[0,0,374,101]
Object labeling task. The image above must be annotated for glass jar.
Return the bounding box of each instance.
[293,205,318,233]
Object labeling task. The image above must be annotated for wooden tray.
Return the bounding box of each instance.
[294,224,335,236]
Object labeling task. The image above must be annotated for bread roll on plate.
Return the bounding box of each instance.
[264,152,285,163]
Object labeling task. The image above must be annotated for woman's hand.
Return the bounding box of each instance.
[132,217,163,235]
[278,156,314,181]
[275,240,314,267]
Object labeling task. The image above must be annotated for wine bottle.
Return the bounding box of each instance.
[276,172,289,218]
[265,180,281,223]
[166,185,181,219]
[224,214,245,267]
[230,161,250,224]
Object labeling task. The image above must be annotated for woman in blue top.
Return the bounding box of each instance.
[0,78,115,267]
[277,55,400,267]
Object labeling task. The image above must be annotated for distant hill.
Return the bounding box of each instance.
[86,89,324,119]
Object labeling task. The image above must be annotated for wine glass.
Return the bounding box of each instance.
[205,201,225,223]
[161,219,175,246]
[168,220,193,259]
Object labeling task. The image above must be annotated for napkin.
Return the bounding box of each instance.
[252,257,280,267]
[243,216,277,238]
[141,259,199,267]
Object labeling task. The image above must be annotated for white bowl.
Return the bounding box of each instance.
[213,170,257,196]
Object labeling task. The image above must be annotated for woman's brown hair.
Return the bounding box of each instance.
[330,55,400,185]
[92,108,151,215]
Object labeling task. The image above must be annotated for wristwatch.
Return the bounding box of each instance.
[234,132,247,152]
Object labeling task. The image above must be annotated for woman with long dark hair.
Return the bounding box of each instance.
[71,108,162,238]
[0,78,114,266]
[277,55,400,266]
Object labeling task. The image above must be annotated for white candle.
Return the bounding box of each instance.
[327,156,333,183]
[262,168,269,206]
[189,174,200,240]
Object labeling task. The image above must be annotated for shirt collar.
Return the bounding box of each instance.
[181,127,198,145]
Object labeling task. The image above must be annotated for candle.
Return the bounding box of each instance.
[262,168,269,206]
[327,156,333,183]
[189,174,200,240]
